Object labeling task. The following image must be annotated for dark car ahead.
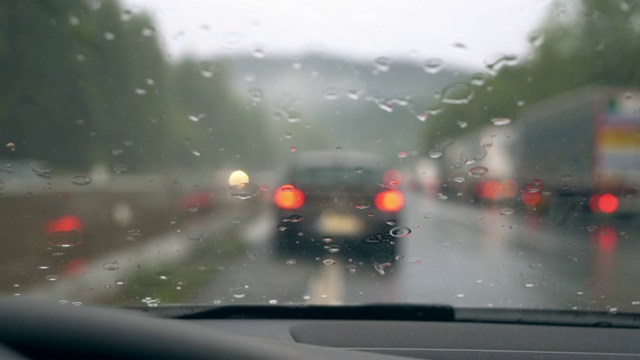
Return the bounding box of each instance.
[272,151,406,264]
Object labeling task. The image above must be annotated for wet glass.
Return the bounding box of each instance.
[2,0,640,314]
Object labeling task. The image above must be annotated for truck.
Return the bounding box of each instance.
[513,86,640,216]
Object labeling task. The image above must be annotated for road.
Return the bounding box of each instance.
[185,193,640,312]
[13,190,640,313]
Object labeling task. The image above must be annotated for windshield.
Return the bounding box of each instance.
[3,0,640,313]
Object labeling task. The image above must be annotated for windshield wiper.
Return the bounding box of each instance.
[137,304,454,321]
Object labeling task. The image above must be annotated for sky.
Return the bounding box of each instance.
[122,0,554,68]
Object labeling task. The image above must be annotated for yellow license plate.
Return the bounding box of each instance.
[316,211,364,236]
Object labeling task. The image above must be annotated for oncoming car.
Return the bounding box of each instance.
[272,151,405,263]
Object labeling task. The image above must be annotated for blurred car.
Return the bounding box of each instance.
[272,151,405,263]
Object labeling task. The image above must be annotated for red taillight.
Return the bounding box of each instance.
[374,189,404,212]
[598,193,618,214]
[274,184,305,209]
[45,215,82,235]
[522,185,542,207]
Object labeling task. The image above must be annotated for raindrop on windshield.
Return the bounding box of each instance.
[450,173,467,183]
[47,230,82,248]
[491,117,512,126]
[326,245,340,254]
[102,261,120,271]
[155,271,172,280]
[528,32,545,47]
[441,83,474,105]
[285,259,297,265]
[428,148,443,159]
[322,259,336,266]
[423,58,444,74]
[188,113,206,122]
[322,237,333,243]
[373,57,391,72]
[6,142,15,151]
[390,226,411,238]
[112,164,127,174]
[104,31,115,41]
[31,162,53,178]
[251,47,265,58]
[71,175,91,186]
[45,275,59,282]
[134,88,147,95]
[468,166,489,178]
[322,87,340,100]
[355,204,370,210]
[499,208,514,216]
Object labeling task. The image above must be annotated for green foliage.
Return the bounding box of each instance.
[425,0,640,148]
[0,0,272,172]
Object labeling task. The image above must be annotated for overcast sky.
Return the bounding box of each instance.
[122,0,554,68]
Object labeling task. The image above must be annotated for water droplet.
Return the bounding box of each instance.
[456,293,465,298]
[134,88,147,95]
[457,120,468,129]
[347,89,364,100]
[587,225,599,232]
[460,147,488,165]
[222,32,243,48]
[115,279,126,286]
[468,166,489,178]
[632,301,640,306]
[6,142,15,151]
[68,15,80,26]
[127,229,142,241]
[326,245,340,254]
[441,83,474,105]
[499,208,514,216]
[155,271,172,280]
[529,263,543,269]
[377,101,393,112]
[251,47,265,58]
[423,58,444,74]
[390,226,411,238]
[230,183,260,200]
[373,262,391,275]
[141,297,160,307]
[528,32,545,47]
[71,175,91,186]
[191,149,202,157]
[491,117,512,126]
[104,31,116,41]
[322,87,340,100]
[289,146,297,152]
[450,173,467,183]
[355,204,370,210]
[303,295,311,301]
[561,174,571,181]
[475,280,484,284]
[416,112,428,122]
[268,299,278,305]
[437,193,448,200]
[283,214,303,223]
[322,237,333,243]
[373,56,391,72]
[322,259,336,266]
[113,163,127,174]
[58,300,69,305]
[45,275,59,282]
[102,261,120,271]
[141,27,155,37]
[47,230,82,248]
[428,148,443,159]
[524,280,539,288]
[248,88,263,103]
[285,259,297,265]
[112,149,124,156]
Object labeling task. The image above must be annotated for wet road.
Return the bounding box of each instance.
[186,193,640,312]
[12,190,640,313]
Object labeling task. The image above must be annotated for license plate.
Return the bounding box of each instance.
[316,211,364,236]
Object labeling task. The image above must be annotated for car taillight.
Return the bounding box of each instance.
[589,193,618,214]
[44,215,83,235]
[274,184,305,209]
[374,189,404,212]
[521,185,542,207]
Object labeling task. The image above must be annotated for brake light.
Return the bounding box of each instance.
[521,185,542,207]
[274,184,305,209]
[374,189,404,212]
[45,215,82,235]
[590,193,618,214]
